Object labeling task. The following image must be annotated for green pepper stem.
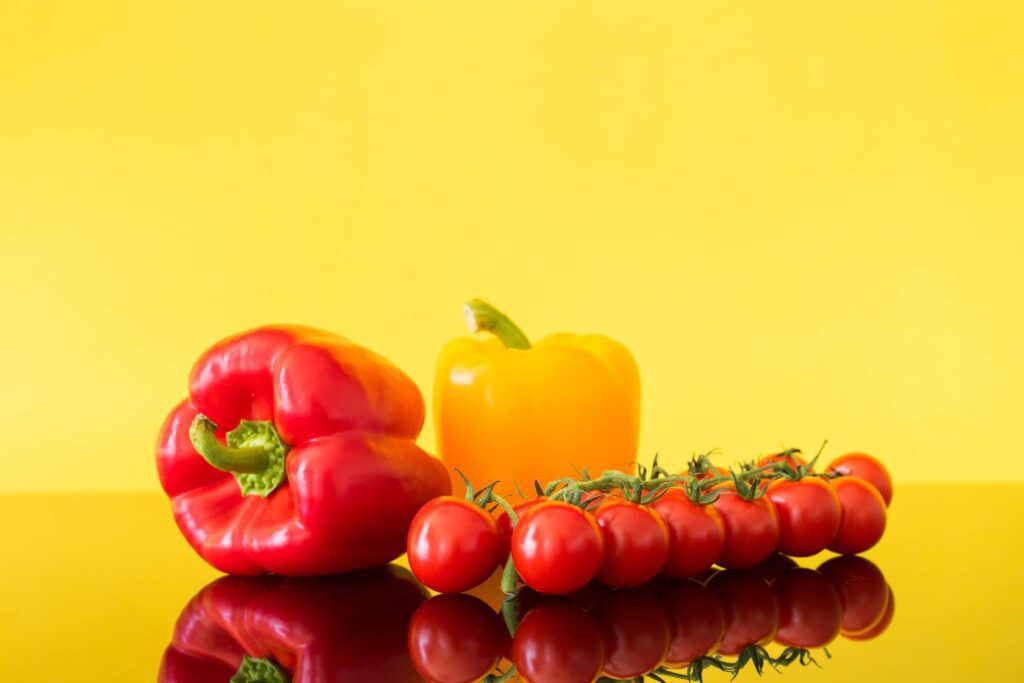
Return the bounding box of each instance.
[463,299,532,350]
[190,415,270,474]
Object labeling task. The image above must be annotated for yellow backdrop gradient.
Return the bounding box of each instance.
[1,1,1020,492]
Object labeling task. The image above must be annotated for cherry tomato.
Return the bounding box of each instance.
[511,501,604,595]
[594,589,670,678]
[594,500,670,588]
[408,594,508,683]
[844,585,895,641]
[407,497,502,593]
[772,568,842,648]
[758,451,808,471]
[708,570,779,655]
[828,478,887,555]
[650,489,725,578]
[655,579,726,666]
[512,601,604,683]
[713,492,779,569]
[827,453,893,506]
[818,556,889,636]
[767,477,841,556]
[496,497,547,559]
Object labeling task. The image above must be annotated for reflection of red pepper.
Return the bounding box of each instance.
[156,326,451,575]
[159,565,428,682]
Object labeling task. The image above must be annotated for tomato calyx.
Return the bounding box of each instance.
[687,451,722,478]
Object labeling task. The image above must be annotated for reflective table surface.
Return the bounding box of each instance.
[1,485,1019,681]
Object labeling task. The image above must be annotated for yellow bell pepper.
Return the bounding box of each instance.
[434,299,641,494]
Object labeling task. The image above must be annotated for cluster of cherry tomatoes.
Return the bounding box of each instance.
[408,556,895,683]
[407,450,892,596]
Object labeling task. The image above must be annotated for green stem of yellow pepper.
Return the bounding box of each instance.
[463,299,532,350]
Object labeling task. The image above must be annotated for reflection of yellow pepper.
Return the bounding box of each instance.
[434,299,641,493]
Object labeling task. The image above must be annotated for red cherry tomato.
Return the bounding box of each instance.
[496,497,547,559]
[656,579,726,666]
[713,493,779,569]
[408,594,508,683]
[827,453,893,506]
[708,570,779,655]
[593,589,670,678]
[407,497,502,593]
[512,601,604,683]
[844,585,895,641]
[818,556,890,636]
[649,489,725,579]
[594,500,670,588]
[511,502,604,595]
[772,568,842,648]
[758,452,808,471]
[767,477,841,556]
[828,478,887,555]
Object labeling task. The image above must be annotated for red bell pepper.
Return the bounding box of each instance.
[159,565,428,682]
[156,325,451,575]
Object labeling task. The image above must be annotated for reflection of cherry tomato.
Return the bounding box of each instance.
[407,497,502,593]
[408,594,507,683]
[656,579,726,666]
[511,502,604,595]
[767,477,841,556]
[759,452,808,471]
[845,585,895,641]
[827,453,893,506]
[818,556,889,635]
[496,497,547,559]
[713,493,779,569]
[749,553,798,585]
[512,601,604,683]
[593,590,670,679]
[828,478,887,555]
[595,500,670,588]
[773,568,842,648]
[650,490,725,578]
[708,570,779,655]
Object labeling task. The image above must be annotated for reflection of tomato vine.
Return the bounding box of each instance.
[405,554,894,683]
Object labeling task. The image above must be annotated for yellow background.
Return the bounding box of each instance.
[1,1,1020,492]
